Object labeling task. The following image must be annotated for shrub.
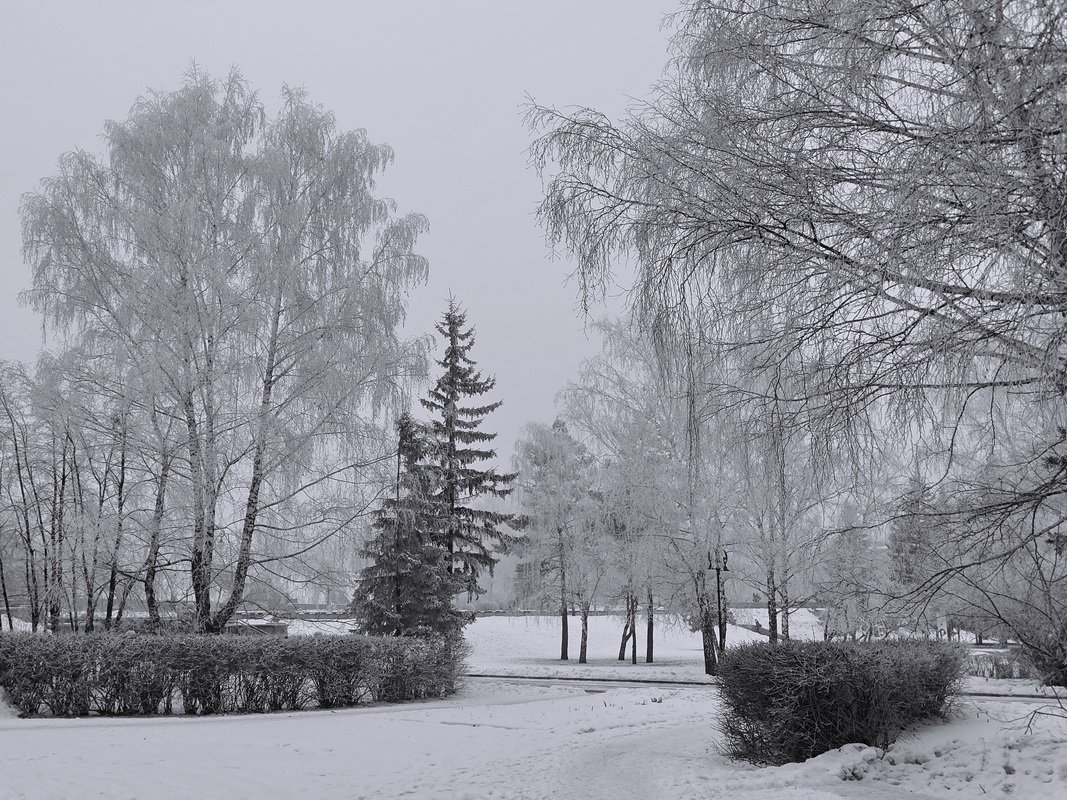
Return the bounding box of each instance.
[1015,633,1067,687]
[0,632,465,718]
[717,639,964,765]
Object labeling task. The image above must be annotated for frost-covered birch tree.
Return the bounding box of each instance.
[531,0,1067,425]
[21,69,428,632]
[514,418,605,661]
[530,0,1067,674]
[561,319,729,671]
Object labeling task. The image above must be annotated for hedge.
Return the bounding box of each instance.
[0,632,466,718]
[717,639,964,765]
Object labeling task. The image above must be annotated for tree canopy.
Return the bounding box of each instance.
[529,0,1067,677]
[17,68,428,631]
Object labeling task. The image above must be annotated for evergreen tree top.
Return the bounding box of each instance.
[420,298,504,421]
[396,411,428,467]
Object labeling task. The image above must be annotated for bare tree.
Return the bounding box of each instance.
[514,419,587,660]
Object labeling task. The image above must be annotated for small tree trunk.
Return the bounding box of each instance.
[701,613,718,675]
[629,594,638,665]
[392,439,402,633]
[115,576,136,626]
[69,556,81,632]
[24,550,39,632]
[6,399,42,632]
[618,590,638,663]
[186,387,212,631]
[0,553,10,630]
[84,590,96,632]
[104,553,120,626]
[692,570,719,674]
[104,437,128,630]
[579,604,589,664]
[766,567,779,643]
[144,452,171,631]
[717,566,728,652]
[560,606,569,660]
[47,443,70,634]
[780,580,791,640]
[618,600,632,661]
[560,559,569,661]
[645,589,654,663]
[618,621,631,660]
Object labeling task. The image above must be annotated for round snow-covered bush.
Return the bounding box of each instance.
[717,639,964,765]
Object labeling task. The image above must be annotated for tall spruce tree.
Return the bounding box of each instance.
[353,413,467,637]
[421,300,516,597]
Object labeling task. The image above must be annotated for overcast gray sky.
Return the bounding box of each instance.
[0,1,675,460]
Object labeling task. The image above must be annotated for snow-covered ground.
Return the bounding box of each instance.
[286,611,819,683]
[1,617,33,632]
[465,611,815,682]
[463,613,1062,697]
[2,676,1065,799]
[2,613,1065,799]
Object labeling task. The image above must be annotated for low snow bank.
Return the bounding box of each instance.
[962,676,1066,698]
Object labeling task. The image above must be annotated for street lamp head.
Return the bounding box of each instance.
[707,549,729,571]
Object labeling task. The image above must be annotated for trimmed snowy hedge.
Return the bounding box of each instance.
[718,639,964,765]
[0,632,465,717]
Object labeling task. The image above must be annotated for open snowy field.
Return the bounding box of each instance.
[287,611,818,683]
[292,611,1061,695]
[2,614,1066,798]
[463,614,1064,697]
[465,612,793,681]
